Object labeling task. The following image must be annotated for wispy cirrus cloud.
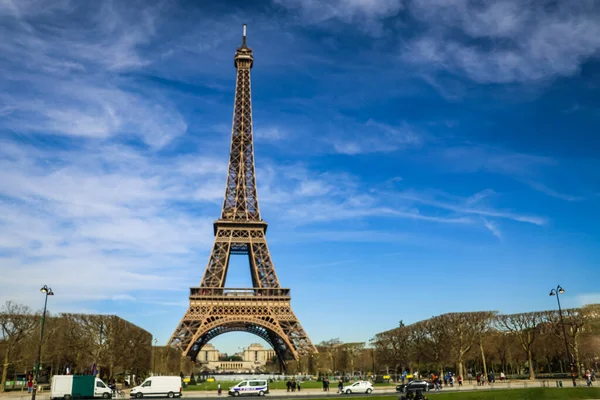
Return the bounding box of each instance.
[391,189,547,226]
[328,118,424,155]
[0,0,187,149]
[402,0,600,84]
[272,0,404,35]
[432,144,590,201]
[482,219,502,239]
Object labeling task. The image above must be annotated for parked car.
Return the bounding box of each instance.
[340,381,373,394]
[129,376,183,398]
[228,379,269,396]
[396,380,434,393]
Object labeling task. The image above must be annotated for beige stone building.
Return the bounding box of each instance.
[197,343,220,363]
[198,343,275,372]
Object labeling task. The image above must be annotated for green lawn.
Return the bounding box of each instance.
[372,388,600,400]
[183,386,600,399]
[184,380,394,391]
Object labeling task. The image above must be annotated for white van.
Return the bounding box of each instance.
[228,379,269,396]
[130,376,182,398]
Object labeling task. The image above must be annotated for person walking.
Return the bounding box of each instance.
[337,379,343,393]
[297,381,301,392]
[286,379,291,392]
[218,383,222,395]
[458,375,463,387]
[27,379,33,394]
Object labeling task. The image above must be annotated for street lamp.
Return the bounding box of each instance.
[153,339,158,376]
[32,285,54,400]
[549,285,577,387]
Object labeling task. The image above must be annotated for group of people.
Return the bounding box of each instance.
[430,372,462,390]
[285,379,301,392]
[475,371,498,385]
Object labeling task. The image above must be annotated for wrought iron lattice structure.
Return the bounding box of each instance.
[168,25,317,372]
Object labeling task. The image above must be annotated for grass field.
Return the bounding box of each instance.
[184,386,600,399]
[184,380,394,391]
[411,388,600,399]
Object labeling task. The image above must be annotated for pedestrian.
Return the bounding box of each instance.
[458,376,462,387]
[337,379,343,393]
[476,374,481,386]
[218,383,222,395]
[286,379,291,392]
[297,381,301,392]
[322,377,326,392]
[27,379,33,394]
[291,380,296,392]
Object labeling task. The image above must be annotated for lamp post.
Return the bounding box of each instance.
[550,285,577,387]
[32,285,54,400]
[153,339,158,376]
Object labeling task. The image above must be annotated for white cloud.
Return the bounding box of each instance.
[0,0,186,148]
[273,0,404,35]
[402,0,600,84]
[329,118,423,155]
[255,126,286,141]
[389,189,547,226]
[0,139,225,308]
[482,219,502,239]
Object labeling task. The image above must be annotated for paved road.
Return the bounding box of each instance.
[1,381,590,400]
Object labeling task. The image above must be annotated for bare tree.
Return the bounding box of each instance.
[441,311,497,379]
[498,312,542,379]
[317,338,343,373]
[0,302,37,392]
[373,321,411,374]
[415,316,449,375]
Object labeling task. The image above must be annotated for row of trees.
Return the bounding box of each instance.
[0,301,152,391]
[372,305,600,379]
[282,305,600,379]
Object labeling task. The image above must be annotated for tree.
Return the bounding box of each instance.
[373,321,411,373]
[498,312,543,380]
[415,316,449,375]
[0,302,37,392]
[317,338,343,373]
[338,343,364,375]
[441,311,497,379]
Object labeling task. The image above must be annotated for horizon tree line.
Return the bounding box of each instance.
[0,301,152,391]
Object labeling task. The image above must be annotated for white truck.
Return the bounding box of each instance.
[129,376,183,398]
[50,375,112,399]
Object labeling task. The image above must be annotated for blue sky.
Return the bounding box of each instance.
[1,0,599,355]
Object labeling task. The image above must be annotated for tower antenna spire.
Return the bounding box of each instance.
[242,24,247,47]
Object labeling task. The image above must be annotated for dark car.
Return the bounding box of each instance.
[396,380,434,393]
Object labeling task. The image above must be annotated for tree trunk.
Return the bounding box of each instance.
[1,346,10,393]
[559,359,564,373]
[458,359,464,380]
[480,342,488,378]
[527,349,535,380]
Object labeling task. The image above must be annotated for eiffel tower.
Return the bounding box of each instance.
[168,25,317,372]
